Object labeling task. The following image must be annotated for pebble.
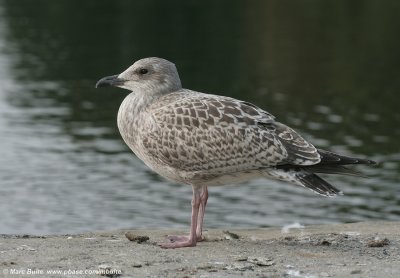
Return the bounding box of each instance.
[16,245,36,251]
[247,257,275,266]
[367,238,389,247]
[125,232,149,243]
[222,230,240,240]
[225,262,254,271]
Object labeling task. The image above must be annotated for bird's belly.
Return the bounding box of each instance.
[119,133,187,184]
[185,169,265,186]
[119,135,256,186]
[136,151,190,184]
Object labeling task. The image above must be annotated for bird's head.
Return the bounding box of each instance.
[96,57,182,95]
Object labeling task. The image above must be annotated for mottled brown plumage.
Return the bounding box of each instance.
[96,57,376,248]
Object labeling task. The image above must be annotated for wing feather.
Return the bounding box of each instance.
[141,90,320,174]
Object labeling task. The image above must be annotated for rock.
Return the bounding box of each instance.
[222,230,240,239]
[367,238,389,247]
[125,232,149,243]
[247,257,275,266]
[318,240,332,246]
[16,245,36,251]
[225,262,254,271]
[233,256,248,262]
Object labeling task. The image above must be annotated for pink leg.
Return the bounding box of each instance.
[159,186,202,248]
[196,186,208,241]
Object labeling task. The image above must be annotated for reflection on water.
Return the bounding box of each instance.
[0,0,399,234]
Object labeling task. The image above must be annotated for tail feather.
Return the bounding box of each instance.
[269,150,376,196]
[295,172,343,197]
[266,169,342,197]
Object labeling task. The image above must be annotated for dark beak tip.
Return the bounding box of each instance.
[95,80,106,88]
[95,74,120,89]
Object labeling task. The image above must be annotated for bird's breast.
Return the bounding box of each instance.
[117,93,165,169]
[117,93,149,151]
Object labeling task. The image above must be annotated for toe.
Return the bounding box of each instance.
[166,235,189,242]
[159,240,197,249]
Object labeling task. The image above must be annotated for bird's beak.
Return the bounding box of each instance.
[95,75,126,88]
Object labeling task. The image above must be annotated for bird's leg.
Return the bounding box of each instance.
[196,186,208,241]
[164,186,208,244]
[159,186,201,248]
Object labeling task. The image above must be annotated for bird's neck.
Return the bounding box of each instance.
[123,90,165,113]
[117,91,164,141]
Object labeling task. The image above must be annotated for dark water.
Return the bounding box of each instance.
[0,0,399,234]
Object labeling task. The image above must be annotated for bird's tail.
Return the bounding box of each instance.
[265,169,342,197]
[294,171,343,197]
[269,149,377,197]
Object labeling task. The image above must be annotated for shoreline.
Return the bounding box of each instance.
[1,221,399,277]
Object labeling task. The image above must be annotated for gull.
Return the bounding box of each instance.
[96,57,376,248]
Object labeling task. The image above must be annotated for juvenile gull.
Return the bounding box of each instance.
[96,57,376,248]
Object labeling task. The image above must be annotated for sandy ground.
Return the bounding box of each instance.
[0,221,399,278]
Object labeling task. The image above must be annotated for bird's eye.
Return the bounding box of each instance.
[139,68,148,74]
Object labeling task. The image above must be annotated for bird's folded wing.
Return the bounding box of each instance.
[142,91,320,173]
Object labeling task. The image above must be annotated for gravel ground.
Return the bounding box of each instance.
[0,221,399,278]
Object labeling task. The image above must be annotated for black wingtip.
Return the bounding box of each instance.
[317,149,378,166]
[355,156,377,165]
[367,159,378,165]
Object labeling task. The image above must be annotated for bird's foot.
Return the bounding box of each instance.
[159,235,197,249]
[166,235,189,242]
[166,234,204,242]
